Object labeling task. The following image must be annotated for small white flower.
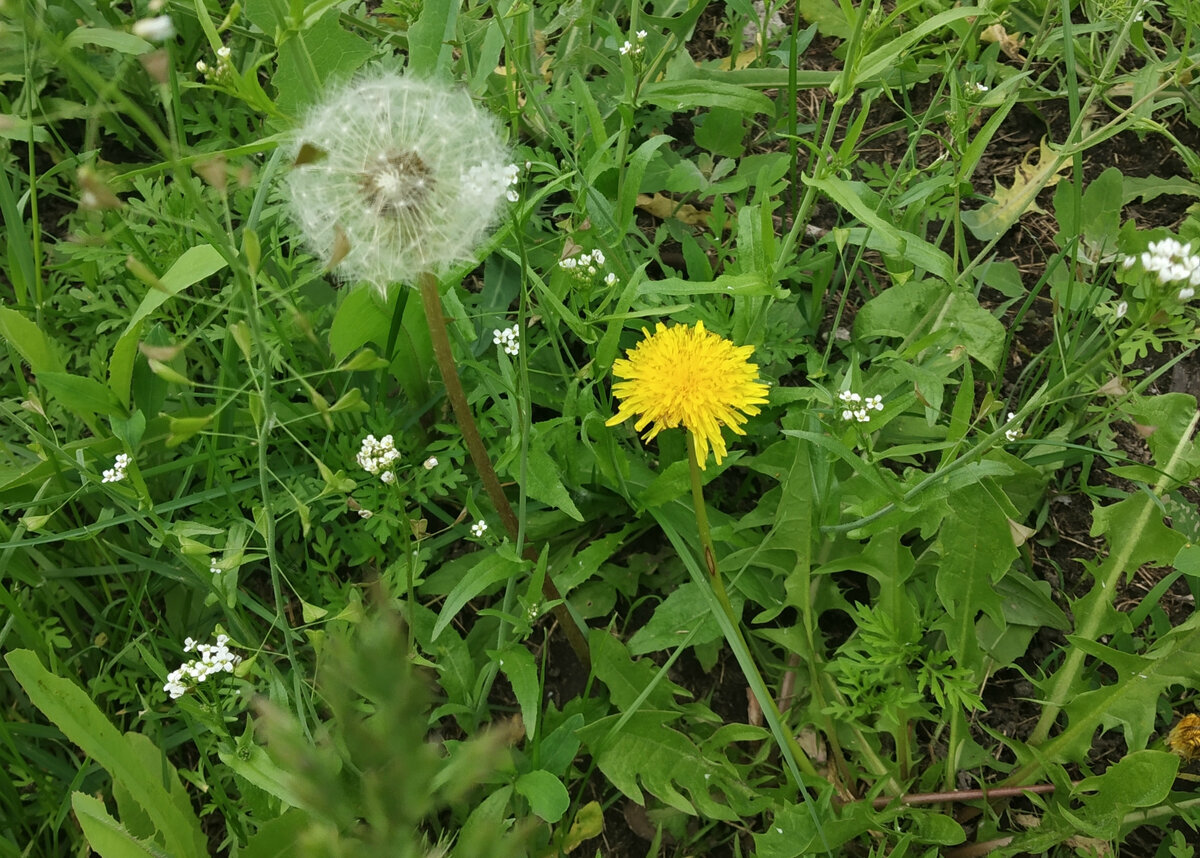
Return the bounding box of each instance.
[164,634,242,699]
[132,14,174,42]
[380,470,396,484]
[1180,287,1196,301]
[356,434,401,477]
[196,59,208,74]
[423,456,438,470]
[604,272,618,287]
[357,508,373,519]
[492,324,520,356]
[973,82,989,92]
[470,519,488,538]
[216,45,231,59]
[1115,300,1128,319]
[1005,412,1021,443]
[102,453,130,484]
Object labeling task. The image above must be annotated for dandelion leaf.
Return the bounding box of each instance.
[1053,626,1200,761]
[961,137,1068,241]
[575,711,759,819]
[933,488,1015,672]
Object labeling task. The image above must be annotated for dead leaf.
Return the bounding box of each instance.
[961,137,1069,241]
[981,22,1025,60]
[636,192,710,226]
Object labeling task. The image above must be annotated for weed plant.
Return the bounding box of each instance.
[2,0,1200,856]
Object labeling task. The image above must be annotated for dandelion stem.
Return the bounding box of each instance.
[686,436,818,780]
[417,272,590,668]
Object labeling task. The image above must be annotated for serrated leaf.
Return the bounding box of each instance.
[520,444,583,521]
[627,581,744,655]
[962,137,1069,240]
[1048,624,1200,762]
[72,793,161,858]
[590,630,685,712]
[575,711,744,819]
[5,651,205,858]
[494,644,540,739]
[934,488,1016,671]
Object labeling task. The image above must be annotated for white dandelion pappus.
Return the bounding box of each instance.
[283,72,514,296]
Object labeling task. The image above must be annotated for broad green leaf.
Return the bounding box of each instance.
[590,630,685,712]
[639,80,773,115]
[575,711,740,819]
[933,488,1015,672]
[795,0,851,38]
[241,810,308,858]
[408,0,458,78]
[853,279,1006,372]
[432,553,524,640]
[125,245,228,335]
[806,175,955,281]
[1122,174,1200,204]
[63,27,153,54]
[5,650,206,858]
[617,134,675,235]
[273,10,373,117]
[71,793,160,858]
[514,770,570,823]
[493,645,540,739]
[519,444,584,521]
[628,581,744,655]
[218,745,311,811]
[1041,623,1200,763]
[0,306,63,372]
[38,371,126,418]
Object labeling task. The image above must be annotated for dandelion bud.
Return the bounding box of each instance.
[282,72,513,295]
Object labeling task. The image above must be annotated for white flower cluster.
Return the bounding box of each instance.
[357,434,401,483]
[196,45,233,82]
[493,324,520,356]
[102,453,130,484]
[620,29,648,57]
[464,162,521,204]
[839,390,883,423]
[1004,412,1022,443]
[470,519,488,537]
[209,557,221,575]
[559,249,617,286]
[1123,237,1200,300]
[163,634,241,700]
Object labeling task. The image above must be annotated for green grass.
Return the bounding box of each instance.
[3,0,1200,856]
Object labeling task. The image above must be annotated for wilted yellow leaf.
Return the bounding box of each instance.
[981,22,1025,60]
[961,137,1069,241]
[635,192,710,226]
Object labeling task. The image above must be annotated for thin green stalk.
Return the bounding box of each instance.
[416,272,590,668]
[686,437,818,784]
[1025,408,1200,748]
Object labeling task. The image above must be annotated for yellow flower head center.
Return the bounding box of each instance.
[605,321,769,468]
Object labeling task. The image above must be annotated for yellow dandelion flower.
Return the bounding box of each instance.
[1167,712,1200,761]
[605,321,769,469]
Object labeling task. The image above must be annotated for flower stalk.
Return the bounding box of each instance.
[417,273,589,667]
[686,436,818,780]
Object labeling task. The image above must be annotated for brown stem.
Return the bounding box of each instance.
[833,781,1062,810]
[417,272,590,668]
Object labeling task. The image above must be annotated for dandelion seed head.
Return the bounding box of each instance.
[283,72,512,295]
